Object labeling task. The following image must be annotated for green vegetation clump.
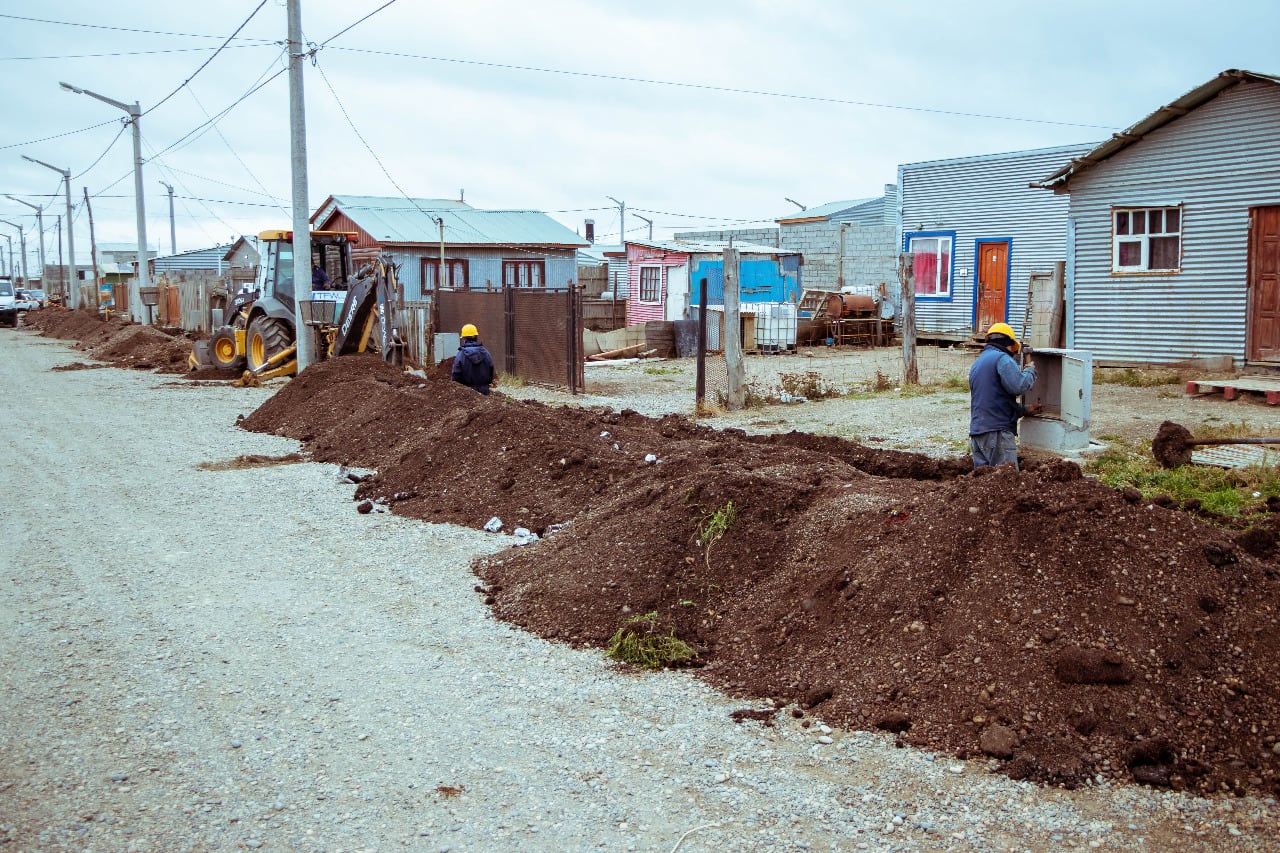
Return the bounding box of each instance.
[493,371,527,388]
[777,371,844,400]
[696,500,737,569]
[606,612,697,669]
[1085,436,1280,518]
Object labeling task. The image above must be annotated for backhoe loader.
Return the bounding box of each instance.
[190,229,406,383]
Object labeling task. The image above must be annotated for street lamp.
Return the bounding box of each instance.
[606,195,626,244]
[21,155,77,309]
[0,218,27,283]
[60,81,149,323]
[159,181,176,255]
[784,198,806,212]
[6,195,45,280]
[634,214,654,241]
[0,233,11,278]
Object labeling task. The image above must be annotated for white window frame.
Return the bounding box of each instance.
[1112,206,1182,273]
[905,233,954,298]
[639,265,662,303]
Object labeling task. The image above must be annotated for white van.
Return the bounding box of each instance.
[0,278,16,327]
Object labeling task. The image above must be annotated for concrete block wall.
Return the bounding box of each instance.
[673,227,781,246]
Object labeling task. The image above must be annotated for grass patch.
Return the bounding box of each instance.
[696,500,737,569]
[606,612,697,669]
[1094,367,1184,387]
[937,370,970,392]
[494,371,526,388]
[777,370,844,400]
[643,365,681,376]
[1084,436,1280,518]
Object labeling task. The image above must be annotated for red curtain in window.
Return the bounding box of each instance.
[913,251,937,295]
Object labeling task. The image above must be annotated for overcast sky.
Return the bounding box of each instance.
[1,0,1276,269]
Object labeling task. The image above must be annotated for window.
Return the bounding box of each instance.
[503,260,545,288]
[639,266,662,302]
[1113,207,1181,272]
[421,257,469,289]
[906,233,953,297]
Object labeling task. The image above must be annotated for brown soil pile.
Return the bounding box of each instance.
[239,356,1278,797]
[24,308,197,374]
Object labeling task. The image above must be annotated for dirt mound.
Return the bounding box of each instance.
[239,355,1280,797]
[24,308,196,374]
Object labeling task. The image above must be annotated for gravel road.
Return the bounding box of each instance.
[2,329,1277,852]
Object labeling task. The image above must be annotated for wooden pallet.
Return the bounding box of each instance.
[1185,377,1280,405]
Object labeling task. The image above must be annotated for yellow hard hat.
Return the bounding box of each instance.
[460,323,479,338]
[986,322,1018,343]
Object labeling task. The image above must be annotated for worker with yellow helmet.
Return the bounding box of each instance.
[968,322,1039,469]
[451,322,495,395]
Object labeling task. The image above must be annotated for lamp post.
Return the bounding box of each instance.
[159,181,176,255]
[6,196,45,280]
[60,81,149,323]
[634,214,654,241]
[0,219,27,283]
[606,195,626,244]
[1,233,11,278]
[22,156,77,309]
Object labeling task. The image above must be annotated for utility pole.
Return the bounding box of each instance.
[287,0,314,370]
[1,233,11,277]
[0,220,26,283]
[634,214,653,241]
[6,197,45,279]
[59,82,148,322]
[606,195,625,244]
[22,156,76,309]
[56,216,63,291]
[83,188,102,313]
[159,181,176,255]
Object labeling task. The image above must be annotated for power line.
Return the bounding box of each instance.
[0,119,118,151]
[0,45,266,62]
[73,123,130,179]
[179,87,288,213]
[329,46,1118,131]
[145,0,272,116]
[319,0,400,47]
[0,12,275,42]
[145,65,287,162]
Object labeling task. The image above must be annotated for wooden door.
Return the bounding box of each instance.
[975,241,1010,333]
[1248,206,1280,362]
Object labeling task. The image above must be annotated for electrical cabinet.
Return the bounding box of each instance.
[1020,348,1093,453]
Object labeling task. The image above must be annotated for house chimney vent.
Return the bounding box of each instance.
[584,219,595,244]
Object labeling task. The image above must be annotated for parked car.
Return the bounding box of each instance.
[24,288,47,309]
[14,288,42,311]
[0,278,16,326]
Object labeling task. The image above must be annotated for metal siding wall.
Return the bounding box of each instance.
[627,247,684,324]
[1068,81,1280,364]
[900,145,1092,337]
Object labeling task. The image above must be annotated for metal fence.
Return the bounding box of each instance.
[437,285,583,392]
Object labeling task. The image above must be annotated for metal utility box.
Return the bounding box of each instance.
[1021,348,1093,453]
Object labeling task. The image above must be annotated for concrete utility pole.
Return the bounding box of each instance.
[606,195,625,244]
[287,0,314,370]
[6,196,44,279]
[634,214,653,241]
[1,219,26,283]
[22,155,77,309]
[723,245,745,410]
[59,82,148,322]
[159,181,176,255]
[1,233,11,277]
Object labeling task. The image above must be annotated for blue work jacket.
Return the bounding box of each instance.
[969,344,1036,436]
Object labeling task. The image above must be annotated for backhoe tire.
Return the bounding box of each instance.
[246,316,293,373]
[209,327,245,372]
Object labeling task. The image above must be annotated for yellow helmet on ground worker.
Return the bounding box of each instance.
[460,323,479,338]
[985,322,1020,352]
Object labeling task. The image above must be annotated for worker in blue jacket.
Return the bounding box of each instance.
[968,322,1040,469]
[451,322,495,395]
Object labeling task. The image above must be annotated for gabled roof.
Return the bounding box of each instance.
[312,195,587,248]
[1034,69,1280,190]
[626,238,795,256]
[152,244,233,271]
[776,197,877,224]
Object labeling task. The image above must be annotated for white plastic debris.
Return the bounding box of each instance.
[543,522,570,536]
[644,453,658,465]
[778,391,808,404]
[600,431,611,438]
[511,527,539,546]
[483,516,503,533]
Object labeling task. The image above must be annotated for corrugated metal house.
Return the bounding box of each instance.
[624,239,801,324]
[311,195,588,301]
[899,143,1096,341]
[1033,69,1280,366]
[148,244,232,274]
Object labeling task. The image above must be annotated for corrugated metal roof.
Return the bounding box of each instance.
[1034,69,1280,190]
[153,244,232,271]
[626,238,795,255]
[314,195,587,248]
[776,197,876,223]
[578,244,625,264]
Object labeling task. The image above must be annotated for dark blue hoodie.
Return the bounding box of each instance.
[452,340,495,394]
[968,343,1036,436]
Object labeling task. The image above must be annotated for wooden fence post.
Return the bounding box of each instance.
[898,253,918,385]
[723,246,745,409]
